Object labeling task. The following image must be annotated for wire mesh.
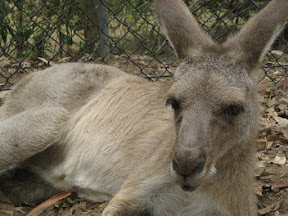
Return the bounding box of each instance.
[0,0,287,90]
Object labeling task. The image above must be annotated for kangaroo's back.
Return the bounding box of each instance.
[0,63,129,119]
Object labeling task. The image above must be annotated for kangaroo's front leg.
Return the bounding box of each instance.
[0,106,68,173]
[102,183,163,216]
[101,191,140,216]
[102,149,183,216]
[102,177,183,216]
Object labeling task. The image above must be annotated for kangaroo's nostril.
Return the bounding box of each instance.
[172,159,178,171]
[172,154,206,178]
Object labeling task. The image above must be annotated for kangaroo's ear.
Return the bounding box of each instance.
[155,0,217,59]
[224,0,288,68]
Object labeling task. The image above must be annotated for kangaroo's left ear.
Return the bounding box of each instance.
[155,0,217,59]
[223,0,288,69]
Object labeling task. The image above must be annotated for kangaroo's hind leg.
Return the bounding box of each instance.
[0,105,68,173]
[0,167,61,205]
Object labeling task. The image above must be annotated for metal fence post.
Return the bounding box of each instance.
[97,0,110,57]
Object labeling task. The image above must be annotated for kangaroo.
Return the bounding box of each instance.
[0,0,287,215]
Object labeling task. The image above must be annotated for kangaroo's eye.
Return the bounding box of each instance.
[222,104,244,117]
[166,97,180,110]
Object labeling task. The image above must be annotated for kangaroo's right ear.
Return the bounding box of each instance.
[155,0,217,59]
[224,0,288,68]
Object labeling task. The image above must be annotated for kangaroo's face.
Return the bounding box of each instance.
[156,0,287,191]
[167,57,256,191]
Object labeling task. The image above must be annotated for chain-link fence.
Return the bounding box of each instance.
[1,0,287,90]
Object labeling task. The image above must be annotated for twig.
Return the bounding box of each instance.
[276,184,288,189]
[283,71,288,91]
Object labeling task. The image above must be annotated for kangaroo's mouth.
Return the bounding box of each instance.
[181,184,199,192]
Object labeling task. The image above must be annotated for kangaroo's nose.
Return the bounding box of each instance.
[172,151,206,179]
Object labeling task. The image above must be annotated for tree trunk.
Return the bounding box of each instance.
[82,0,110,58]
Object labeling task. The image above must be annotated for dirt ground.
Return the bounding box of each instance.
[0,56,287,216]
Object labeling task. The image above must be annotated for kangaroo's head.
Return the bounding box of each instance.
[156,0,288,191]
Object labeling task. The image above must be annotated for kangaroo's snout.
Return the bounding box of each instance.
[172,147,207,191]
[172,152,206,178]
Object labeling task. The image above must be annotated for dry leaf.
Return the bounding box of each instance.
[267,107,278,118]
[59,57,72,63]
[260,155,271,162]
[26,189,72,216]
[273,116,288,127]
[255,184,263,197]
[275,211,288,216]
[265,141,274,150]
[0,209,13,216]
[284,71,288,90]
[256,139,267,150]
[256,151,264,160]
[266,135,280,142]
[268,97,276,107]
[21,61,31,68]
[257,161,266,168]
[271,155,286,166]
[14,206,32,214]
[258,201,281,215]
[281,128,288,139]
[37,57,49,64]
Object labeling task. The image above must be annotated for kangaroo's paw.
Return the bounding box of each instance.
[102,197,140,216]
[102,205,125,216]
